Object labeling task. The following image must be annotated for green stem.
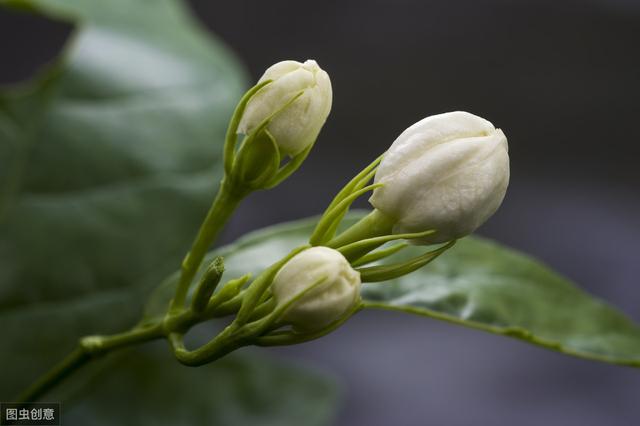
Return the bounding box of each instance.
[17,288,248,403]
[170,178,247,313]
[15,324,163,403]
[15,348,89,404]
[168,327,245,367]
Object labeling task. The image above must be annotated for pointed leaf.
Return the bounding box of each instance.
[1,3,339,423]
[171,212,640,367]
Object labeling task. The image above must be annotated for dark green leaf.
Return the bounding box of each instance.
[0,0,244,397]
[362,235,640,367]
[0,3,339,423]
[56,346,339,426]
[181,213,640,367]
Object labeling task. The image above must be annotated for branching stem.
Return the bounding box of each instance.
[170,178,248,313]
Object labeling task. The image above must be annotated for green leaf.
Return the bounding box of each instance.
[0,3,339,422]
[362,237,640,367]
[0,0,243,397]
[57,346,339,426]
[176,213,640,367]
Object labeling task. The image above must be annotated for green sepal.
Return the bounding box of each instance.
[228,90,305,191]
[308,155,383,245]
[325,209,395,249]
[325,154,383,212]
[351,242,408,267]
[233,128,281,189]
[255,304,363,347]
[246,298,278,322]
[234,245,310,325]
[256,275,329,332]
[209,273,253,309]
[309,183,384,246]
[224,80,272,175]
[357,241,455,282]
[336,228,436,262]
[166,272,325,367]
[263,142,314,189]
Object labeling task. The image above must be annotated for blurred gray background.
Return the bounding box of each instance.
[1,0,639,424]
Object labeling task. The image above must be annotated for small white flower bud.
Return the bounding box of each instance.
[272,247,361,331]
[369,111,510,244]
[238,59,332,156]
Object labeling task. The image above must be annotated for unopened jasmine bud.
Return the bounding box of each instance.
[191,257,224,313]
[370,111,510,244]
[238,59,332,156]
[272,247,360,332]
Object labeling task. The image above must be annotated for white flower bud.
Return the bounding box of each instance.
[272,247,361,331]
[238,59,332,156]
[369,111,510,244]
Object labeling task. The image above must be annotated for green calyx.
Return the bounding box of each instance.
[351,242,408,267]
[356,240,456,282]
[234,128,281,189]
[224,82,316,191]
[336,228,435,262]
[223,80,272,176]
[309,154,384,246]
[163,246,308,366]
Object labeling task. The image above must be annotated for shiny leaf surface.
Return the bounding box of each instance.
[181,213,640,367]
[0,2,339,424]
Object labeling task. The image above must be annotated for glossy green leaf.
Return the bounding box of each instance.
[0,2,339,423]
[0,0,243,397]
[179,213,640,367]
[362,237,640,367]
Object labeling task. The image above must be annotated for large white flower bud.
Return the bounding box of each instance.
[369,111,510,244]
[272,247,361,331]
[238,59,332,156]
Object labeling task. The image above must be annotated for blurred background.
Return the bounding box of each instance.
[1,0,639,424]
